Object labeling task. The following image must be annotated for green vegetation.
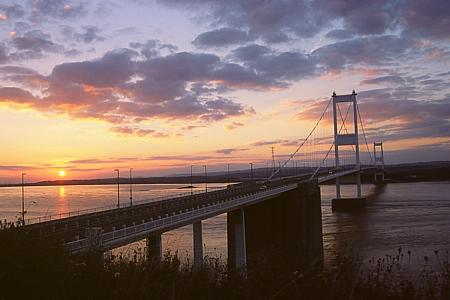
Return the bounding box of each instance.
[0,229,449,300]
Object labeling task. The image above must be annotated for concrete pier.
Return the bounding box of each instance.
[244,181,323,270]
[193,221,203,267]
[146,233,162,263]
[332,197,366,211]
[227,208,247,270]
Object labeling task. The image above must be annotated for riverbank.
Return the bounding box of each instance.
[0,228,448,300]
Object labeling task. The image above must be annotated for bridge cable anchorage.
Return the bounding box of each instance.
[356,102,374,165]
[309,100,353,180]
[267,97,332,181]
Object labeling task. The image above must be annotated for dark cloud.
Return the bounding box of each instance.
[297,87,450,142]
[361,75,406,86]
[62,25,105,43]
[400,0,450,39]
[159,0,324,42]
[231,44,270,62]
[325,29,354,40]
[229,45,316,87]
[2,30,72,62]
[0,44,8,64]
[51,48,137,87]
[31,0,87,19]
[12,35,61,53]
[130,39,178,58]
[0,87,36,103]
[159,0,449,42]
[312,35,417,71]
[0,66,48,88]
[313,0,398,35]
[193,28,252,48]
[0,48,255,128]
[0,3,25,19]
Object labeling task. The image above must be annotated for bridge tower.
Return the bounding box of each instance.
[373,141,385,182]
[331,91,365,210]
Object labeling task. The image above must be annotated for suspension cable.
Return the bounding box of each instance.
[309,102,352,179]
[356,102,373,164]
[267,97,332,181]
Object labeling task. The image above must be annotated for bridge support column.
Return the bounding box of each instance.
[331,91,366,210]
[244,181,323,271]
[85,227,103,250]
[357,172,362,198]
[227,208,247,271]
[193,221,203,268]
[146,233,162,263]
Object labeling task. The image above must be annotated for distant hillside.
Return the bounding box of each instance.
[0,161,449,187]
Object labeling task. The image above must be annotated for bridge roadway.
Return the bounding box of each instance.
[22,167,371,253]
[24,176,302,249]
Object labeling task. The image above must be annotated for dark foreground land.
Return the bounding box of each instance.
[0,229,449,300]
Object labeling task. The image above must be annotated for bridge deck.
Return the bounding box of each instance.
[10,167,375,253]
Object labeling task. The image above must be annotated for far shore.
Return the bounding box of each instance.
[1,161,449,188]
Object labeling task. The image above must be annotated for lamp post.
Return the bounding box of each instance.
[203,165,207,193]
[114,169,120,208]
[21,173,26,226]
[190,165,193,196]
[227,164,230,184]
[249,162,253,181]
[129,168,133,207]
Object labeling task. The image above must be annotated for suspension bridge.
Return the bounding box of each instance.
[7,91,385,270]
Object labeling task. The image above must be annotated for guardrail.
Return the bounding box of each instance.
[25,187,225,226]
[65,184,297,253]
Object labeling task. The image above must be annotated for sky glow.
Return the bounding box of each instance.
[0,0,449,183]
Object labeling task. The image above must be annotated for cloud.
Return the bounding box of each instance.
[181,125,206,131]
[312,35,417,71]
[130,39,178,58]
[109,126,170,138]
[0,48,255,130]
[62,25,105,43]
[0,3,25,20]
[325,29,354,40]
[251,139,290,147]
[31,0,87,19]
[193,28,253,48]
[51,48,137,87]
[361,75,406,86]
[297,87,450,142]
[159,0,324,42]
[1,30,78,62]
[215,148,248,155]
[159,0,449,42]
[224,121,244,130]
[400,0,450,39]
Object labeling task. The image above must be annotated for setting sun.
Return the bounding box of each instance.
[58,170,66,177]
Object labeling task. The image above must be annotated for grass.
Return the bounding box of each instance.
[0,229,449,300]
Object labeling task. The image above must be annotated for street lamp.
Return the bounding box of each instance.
[114,169,120,208]
[190,165,194,196]
[249,163,253,181]
[203,165,207,193]
[21,173,26,226]
[129,168,133,207]
[227,164,230,184]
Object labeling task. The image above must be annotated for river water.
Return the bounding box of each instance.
[1,182,449,267]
